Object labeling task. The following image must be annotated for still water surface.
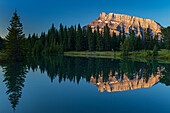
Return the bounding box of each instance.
[0,56,170,113]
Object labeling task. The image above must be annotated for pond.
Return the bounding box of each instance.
[0,56,170,113]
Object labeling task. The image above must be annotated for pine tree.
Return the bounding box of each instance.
[145,28,153,50]
[31,33,38,46]
[87,26,95,51]
[134,35,142,51]
[68,26,75,51]
[122,28,126,43]
[82,28,88,50]
[93,30,97,51]
[111,31,117,51]
[121,37,133,55]
[76,24,83,51]
[59,24,64,44]
[153,35,159,49]
[32,40,43,55]
[161,26,170,52]
[153,45,158,56]
[129,30,135,51]
[96,27,103,51]
[47,24,57,45]
[5,9,26,61]
[0,36,4,50]
[117,30,122,50]
[43,40,49,55]
[40,32,46,46]
[104,24,111,51]
[63,26,68,51]
[26,34,32,54]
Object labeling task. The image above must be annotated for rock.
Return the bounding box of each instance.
[83,12,163,39]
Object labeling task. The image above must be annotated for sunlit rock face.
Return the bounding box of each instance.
[84,12,162,39]
[90,69,163,92]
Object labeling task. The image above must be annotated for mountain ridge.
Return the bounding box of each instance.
[83,12,162,39]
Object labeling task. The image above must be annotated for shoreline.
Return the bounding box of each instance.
[64,50,170,59]
[0,50,170,64]
[64,51,170,64]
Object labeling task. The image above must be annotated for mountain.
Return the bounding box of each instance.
[83,12,162,39]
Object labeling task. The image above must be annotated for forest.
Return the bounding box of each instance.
[0,10,170,61]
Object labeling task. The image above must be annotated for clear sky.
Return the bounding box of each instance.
[0,0,170,38]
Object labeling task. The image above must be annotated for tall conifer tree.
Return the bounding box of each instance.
[76,24,83,51]
[5,9,26,60]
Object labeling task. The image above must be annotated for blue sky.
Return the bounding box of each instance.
[0,0,170,38]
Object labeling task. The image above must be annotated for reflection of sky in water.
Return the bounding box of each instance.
[1,68,170,113]
[0,67,3,74]
[0,56,170,113]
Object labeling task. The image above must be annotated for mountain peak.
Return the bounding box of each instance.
[84,12,162,39]
[100,12,107,18]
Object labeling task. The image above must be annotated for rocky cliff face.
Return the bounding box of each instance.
[84,12,162,39]
[90,69,162,92]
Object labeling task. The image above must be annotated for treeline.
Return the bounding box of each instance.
[0,10,170,61]
[25,24,165,55]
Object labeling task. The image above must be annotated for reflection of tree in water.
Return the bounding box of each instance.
[26,56,165,85]
[2,62,27,110]
[0,56,169,109]
[160,64,170,86]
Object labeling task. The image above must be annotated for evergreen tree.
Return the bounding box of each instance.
[76,24,83,51]
[153,34,159,49]
[120,42,124,54]
[32,40,43,55]
[117,30,122,50]
[68,26,75,51]
[87,26,95,51]
[104,24,111,51]
[96,27,103,51]
[134,35,142,51]
[49,40,57,54]
[31,33,39,50]
[59,24,64,44]
[160,39,166,49]
[63,26,68,51]
[47,24,57,44]
[125,38,133,55]
[145,28,153,50]
[161,26,170,51]
[122,28,126,43]
[129,30,135,51]
[43,40,49,55]
[0,36,4,50]
[153,45,158,56]
[111,31,117,51]
[5,9,26,61]
[82,28,88,50]
[93,30,97,51]
[56,43,64,54]
[26,34,32,54]
[40,32,46,46]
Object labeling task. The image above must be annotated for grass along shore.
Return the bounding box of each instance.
[64,49,170,59]
[0,49,170,63]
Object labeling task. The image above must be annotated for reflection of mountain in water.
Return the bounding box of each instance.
[91,68,164,92]
[0,56,169,110]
